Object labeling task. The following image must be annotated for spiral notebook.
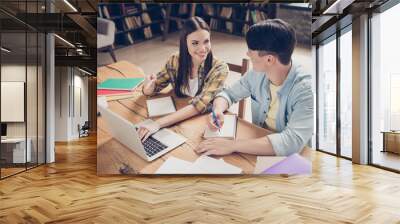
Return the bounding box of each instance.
[203,114,237,139]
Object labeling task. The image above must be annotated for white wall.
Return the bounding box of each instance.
[1,65,33,137]
[54,67,89,141]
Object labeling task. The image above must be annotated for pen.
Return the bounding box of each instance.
[212,109,221,133]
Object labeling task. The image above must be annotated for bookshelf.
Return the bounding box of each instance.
[162,3,197,40]
[98,3,168,48]
[200,3,277,37]
[98,3,309,48]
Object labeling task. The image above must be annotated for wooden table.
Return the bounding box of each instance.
[97,61,311,175]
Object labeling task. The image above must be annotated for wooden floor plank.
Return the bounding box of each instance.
[1,135,400,223]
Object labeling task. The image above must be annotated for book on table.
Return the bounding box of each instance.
[97,77,144,91]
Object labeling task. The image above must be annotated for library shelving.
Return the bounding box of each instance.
[98,3,310,48]
[98,2,168,48]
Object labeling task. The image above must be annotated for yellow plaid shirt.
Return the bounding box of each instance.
[154,53,229,113]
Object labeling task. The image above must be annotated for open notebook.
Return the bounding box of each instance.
[146,96,176,117]
[203,114,237,139]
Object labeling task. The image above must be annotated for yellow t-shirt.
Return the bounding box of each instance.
[265,83,281,131]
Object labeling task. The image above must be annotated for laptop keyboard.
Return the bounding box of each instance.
[143,136,168,157]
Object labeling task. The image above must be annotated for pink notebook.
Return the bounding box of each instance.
[97,89,131,96]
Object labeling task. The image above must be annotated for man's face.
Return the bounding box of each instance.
[246,49,272,72]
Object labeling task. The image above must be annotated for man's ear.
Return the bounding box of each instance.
[265,55,275,65]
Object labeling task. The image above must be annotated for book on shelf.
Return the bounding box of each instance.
[141,3,147,10]
[142,12,152,24]
[143,27,153,39]
[244,9,250,22]
[220,7,233,19]
[202,4,214,16]
[124,16,142,29]
[126,32,134,44]
[98,5,104,18]
[210,18,218,30]
[242,24,249,35]
[226,21,233,33]
[178,4,189,14]
[102,6,110,19]
[124,4,139,15]
[251,10,268,23]
[161,8,166,19]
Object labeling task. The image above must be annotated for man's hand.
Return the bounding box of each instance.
[207,110,224,131]
[194,138,236,156]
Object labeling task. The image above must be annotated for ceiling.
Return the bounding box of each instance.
[311,0,390,44]
[0,0,96,74]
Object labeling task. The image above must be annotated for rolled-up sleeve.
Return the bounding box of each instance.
[190,62,229,113]
[216,70,254,107]
[267,84,314,156]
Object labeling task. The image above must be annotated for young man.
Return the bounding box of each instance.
[195,19,314,156]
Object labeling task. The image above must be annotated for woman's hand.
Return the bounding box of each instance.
[194,138,236,156]
[142,74,157,95]
[137,120,161,142]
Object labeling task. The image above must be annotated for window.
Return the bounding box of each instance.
[317,36,337,154]
[339,28,352,158]
[370,2,400,171]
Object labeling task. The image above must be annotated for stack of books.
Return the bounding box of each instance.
[124,16,142,29]
[97,77,144,100]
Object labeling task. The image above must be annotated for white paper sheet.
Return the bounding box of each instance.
[155,156,193,174]
[155,156,242,174]
[186,156,242,174]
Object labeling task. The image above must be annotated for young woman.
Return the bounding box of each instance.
[138,16,229,141]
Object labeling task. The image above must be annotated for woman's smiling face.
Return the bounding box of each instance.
[186,29,211,64]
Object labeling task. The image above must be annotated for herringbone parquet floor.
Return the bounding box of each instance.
[1,135,400,223]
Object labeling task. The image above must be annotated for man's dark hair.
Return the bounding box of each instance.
[246,19,296,65]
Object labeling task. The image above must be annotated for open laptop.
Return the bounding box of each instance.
[98,106,186,162]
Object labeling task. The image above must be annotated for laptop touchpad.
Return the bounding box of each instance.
[153,129,184,145]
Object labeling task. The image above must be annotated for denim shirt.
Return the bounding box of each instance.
[217,62,314,156]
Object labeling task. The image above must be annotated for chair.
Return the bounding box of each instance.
[227,58,249,119]
[97,18,117,63]
[78,121,90,138]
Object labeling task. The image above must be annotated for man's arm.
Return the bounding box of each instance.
[197,78,314,157]
[215,70,255,106]
[267,83,314,156]
[208,71,255,130]
[195,136,276,156]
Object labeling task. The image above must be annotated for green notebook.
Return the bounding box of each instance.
[97,78,144,91]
